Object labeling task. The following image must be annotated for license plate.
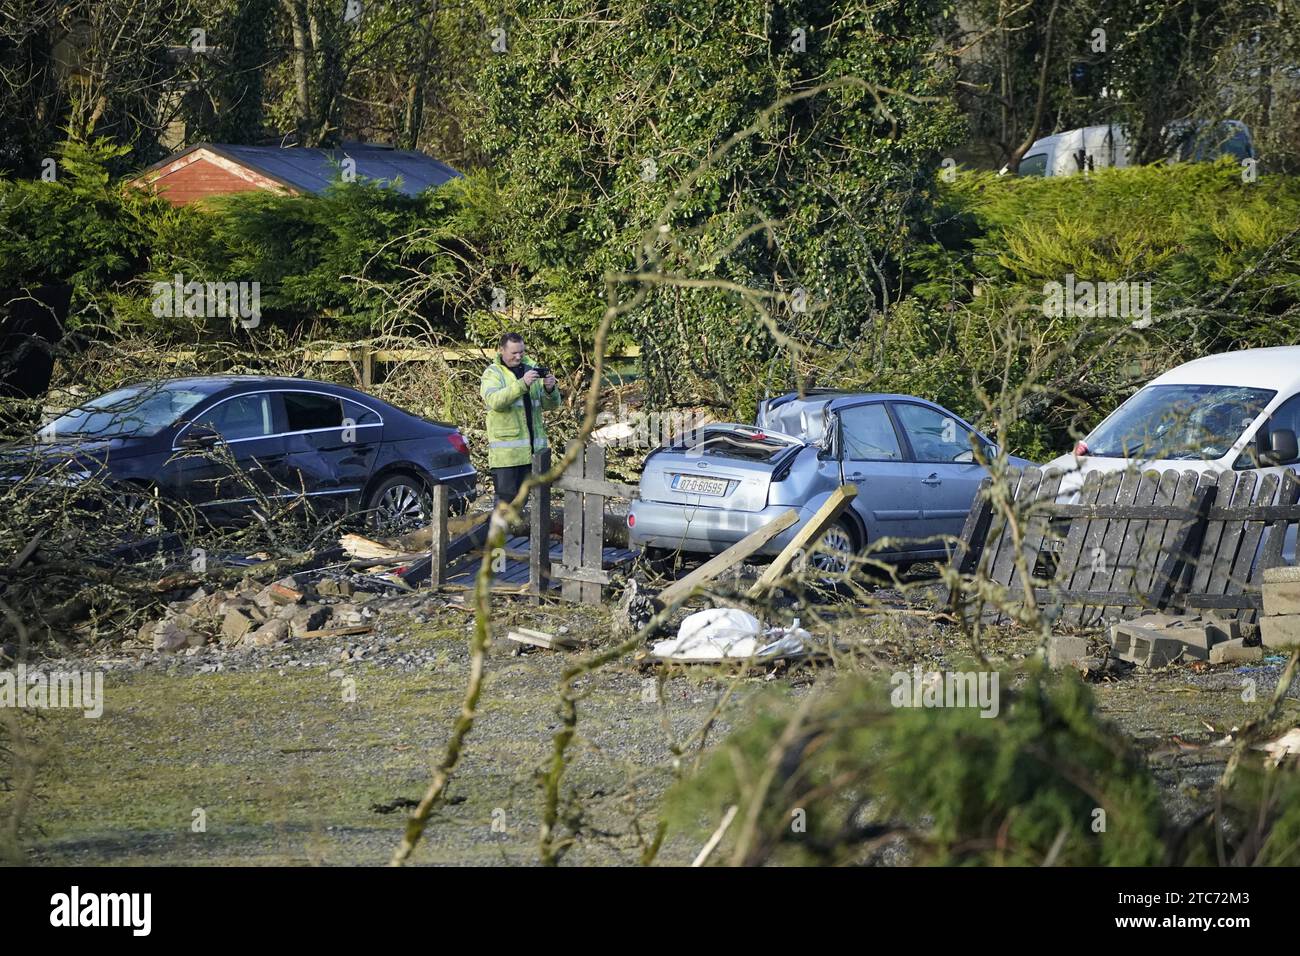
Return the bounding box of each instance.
[672,474,728,496]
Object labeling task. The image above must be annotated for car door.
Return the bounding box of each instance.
[169,391,286,518]
[277,391,381,510]
[890,401,987,547]
[836,401,927,554]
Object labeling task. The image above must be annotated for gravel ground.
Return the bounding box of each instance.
[7,569,1299,866]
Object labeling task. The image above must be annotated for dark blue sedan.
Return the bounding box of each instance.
[7,376,477,532]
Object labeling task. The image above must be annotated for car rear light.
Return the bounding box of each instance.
[1073,440,1088,457]
[448,432,469,456]
[627,513,635,528]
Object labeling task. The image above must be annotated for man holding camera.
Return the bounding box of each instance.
[480,331,561,509]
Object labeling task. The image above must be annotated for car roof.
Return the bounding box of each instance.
[1149,347,1300,397]
[142,375,367,396]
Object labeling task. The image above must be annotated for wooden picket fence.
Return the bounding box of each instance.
[420,441,638,605]
[948,466,1300,626]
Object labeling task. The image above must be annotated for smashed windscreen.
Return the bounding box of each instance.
[676,425,801,463]
[44,384,209,440]
[1085,383,1275,461]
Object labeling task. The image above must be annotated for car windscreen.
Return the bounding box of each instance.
[1085,383,1276,461]
[44,384,210,440]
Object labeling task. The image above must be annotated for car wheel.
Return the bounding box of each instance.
[365,474,431,535]
[805,517,859,580]
[112,484,174,534]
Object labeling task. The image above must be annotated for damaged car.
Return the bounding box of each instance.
[628,390,1031,572]
[1,376,477,533]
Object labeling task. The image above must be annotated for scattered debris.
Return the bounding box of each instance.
[1108,612,1248,667]
[505,627,578,651]
[1253,728,1300,768]
[299,624,373,639]
[650,608,810,662]
[370,797,420,814]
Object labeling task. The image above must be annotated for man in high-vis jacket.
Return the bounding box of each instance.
[480,331,561,509]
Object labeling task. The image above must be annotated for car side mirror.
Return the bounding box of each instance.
[181,426,221,449]
[1265,428,1299,465]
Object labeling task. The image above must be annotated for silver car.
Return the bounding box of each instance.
[627,391,1032,570]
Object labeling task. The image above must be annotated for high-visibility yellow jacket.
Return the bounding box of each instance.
[480,357,562,468]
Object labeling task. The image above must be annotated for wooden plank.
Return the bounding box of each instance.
[1149,482,1215,611]
[1204,472,1255,609]
[988,468,1035,592]
[581,443,606,604]
[554,474,640,499]
[747,485,858,598]
[429,484,449,587]
[1256,470,1300,573]
[1225,471,1279,621]
[1047,502,1224,519]
[944,479,993,611]
[1066,470,1122,626]
[561,440,584,603]
[1190,473,1232,598]
[1022,469,1063,575]
[299,625,374,639]
[1053,470,1103,626]
[550,563,611,585]
[1086,468,1142,624]
[529,449,551,605]
[657,509,800,607]
[988,467,1039,623]
[1113,469,1161,610]
[506,628,578,651]
[1004,588,1262,611]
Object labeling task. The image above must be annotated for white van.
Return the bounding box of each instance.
[1016,124,1132,178]
[1012,120,1254,178]
[1046,347,1300,485]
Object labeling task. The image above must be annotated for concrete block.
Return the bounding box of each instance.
[1262,572,1300,617]
[1260,614,1300,650]
[1262,565,1300,584]
[1210,639,1264,664]
[285,605,332,638]
[247,618,290,647]
[221,608,259,644]
[1110,623,1189,667]
[1047,634,1090,670]
[152,620,189,653]
[1203,613,1242,644]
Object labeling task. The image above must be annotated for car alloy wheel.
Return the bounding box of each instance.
[113,486,166,534]
[368,477,429,534]
[806,520,857,579]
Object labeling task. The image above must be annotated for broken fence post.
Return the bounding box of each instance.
[529,448,551,604]
[429,483,449,588]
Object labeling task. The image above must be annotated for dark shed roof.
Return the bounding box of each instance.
[137,143,462,197]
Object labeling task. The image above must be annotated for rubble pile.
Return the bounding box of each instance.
[138,575,386,653]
